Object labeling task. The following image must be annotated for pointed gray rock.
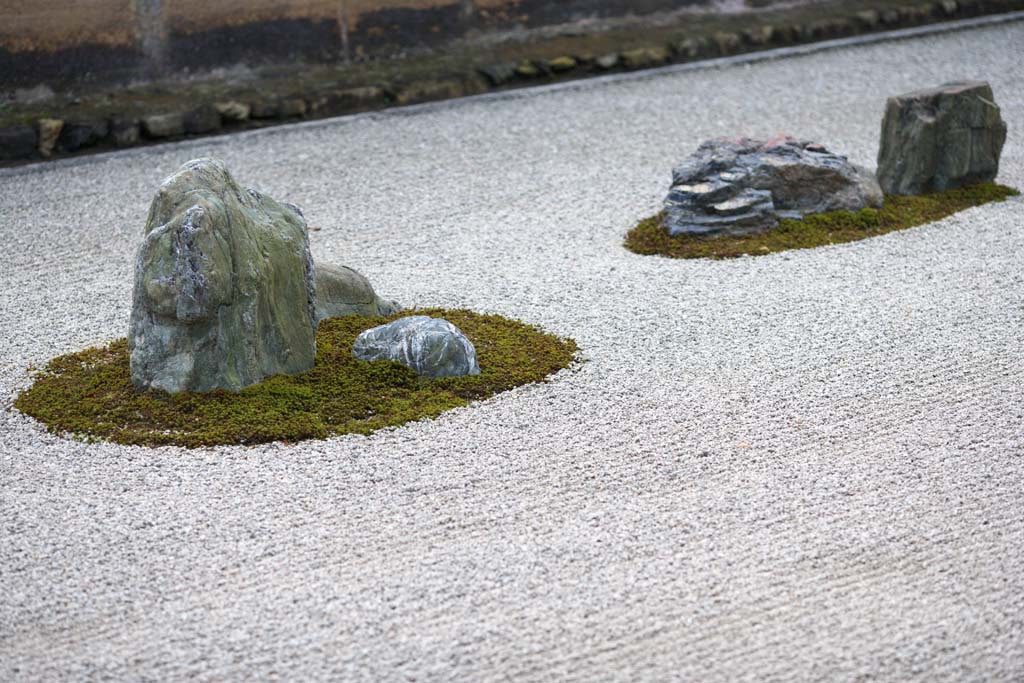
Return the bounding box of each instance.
[352,316,480,378]
[129,158,317,393]
[877,81,1007,195]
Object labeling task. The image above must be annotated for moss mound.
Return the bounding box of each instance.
[15,309,577,448]
[625,182,1019,260]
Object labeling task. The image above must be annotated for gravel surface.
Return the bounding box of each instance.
[2,21,1023,682]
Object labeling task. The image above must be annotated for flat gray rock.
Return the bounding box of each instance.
[129,158,317,393]
[352,316,480,378]
[664,136,883,237]
[314,262,401,323]
[877,80,1007,195]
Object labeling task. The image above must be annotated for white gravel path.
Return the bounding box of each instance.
[2,20,1023,683]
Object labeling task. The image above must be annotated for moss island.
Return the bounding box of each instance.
[625,183,1019,260]
[15,309,578,448]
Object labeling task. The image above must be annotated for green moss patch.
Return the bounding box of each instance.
[625,183,1019,260]
[15,309,577,448]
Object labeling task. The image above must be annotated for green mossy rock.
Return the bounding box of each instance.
[314,262,401,322]
[129,158,317,393]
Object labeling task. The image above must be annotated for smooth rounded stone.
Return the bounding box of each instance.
[663,136,883,237]
[129,158,317,393]
[142,113,185,138]
[515,61,541,78]
[876,81,1007,195]
[314,262,401,322]
[547,56,577,72]
[352,316,480,379]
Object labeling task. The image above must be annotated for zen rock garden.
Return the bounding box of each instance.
[14,80,1013,446]
[130,158,478,393]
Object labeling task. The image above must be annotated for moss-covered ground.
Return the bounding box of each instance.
[15,309,578,448]
[625,183,1019,260]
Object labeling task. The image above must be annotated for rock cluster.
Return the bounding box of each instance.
[877,81,1007,195]
[663,136,883,237]
[352,316,480,378]
[129,158,399,393]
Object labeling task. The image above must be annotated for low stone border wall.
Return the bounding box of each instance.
[1,0,1021,166]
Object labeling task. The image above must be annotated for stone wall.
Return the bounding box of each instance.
[0,0,721,88]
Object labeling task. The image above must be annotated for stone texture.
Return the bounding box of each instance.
[183,105,222,134]
[142,113,185,138]
[250,100,280,119]
[876,81,1007,195]
[278,98,307,118]
[664,136,883,237]
[314,262,401,322]
[515,61,541,78]
[479,63,516,86]
[547,56,577,72]
[672,37,707,58]
[57,119,108,153]
[352,316,480,379]
[110,117,140,146]
[311,87,386,115]
[129,158,317,393]
[0,125,37,161]
[36,118,63,157]
[215,101,251,122]
[620,47,670,69]
[395,81,466,106]
[713,32,741,54]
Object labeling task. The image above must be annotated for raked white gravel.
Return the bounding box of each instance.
[1,19,1023,682]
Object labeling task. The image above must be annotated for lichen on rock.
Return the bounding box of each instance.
[129,158,317,393]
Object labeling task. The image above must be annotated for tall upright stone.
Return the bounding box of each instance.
[877,81,1007,195]
[129,158,317,393]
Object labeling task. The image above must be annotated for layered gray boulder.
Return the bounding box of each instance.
[314,262,401,323]
[352,316,480,378]
[129,158,317,393]
[877,81,1007,195]
[664,136,883,237]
